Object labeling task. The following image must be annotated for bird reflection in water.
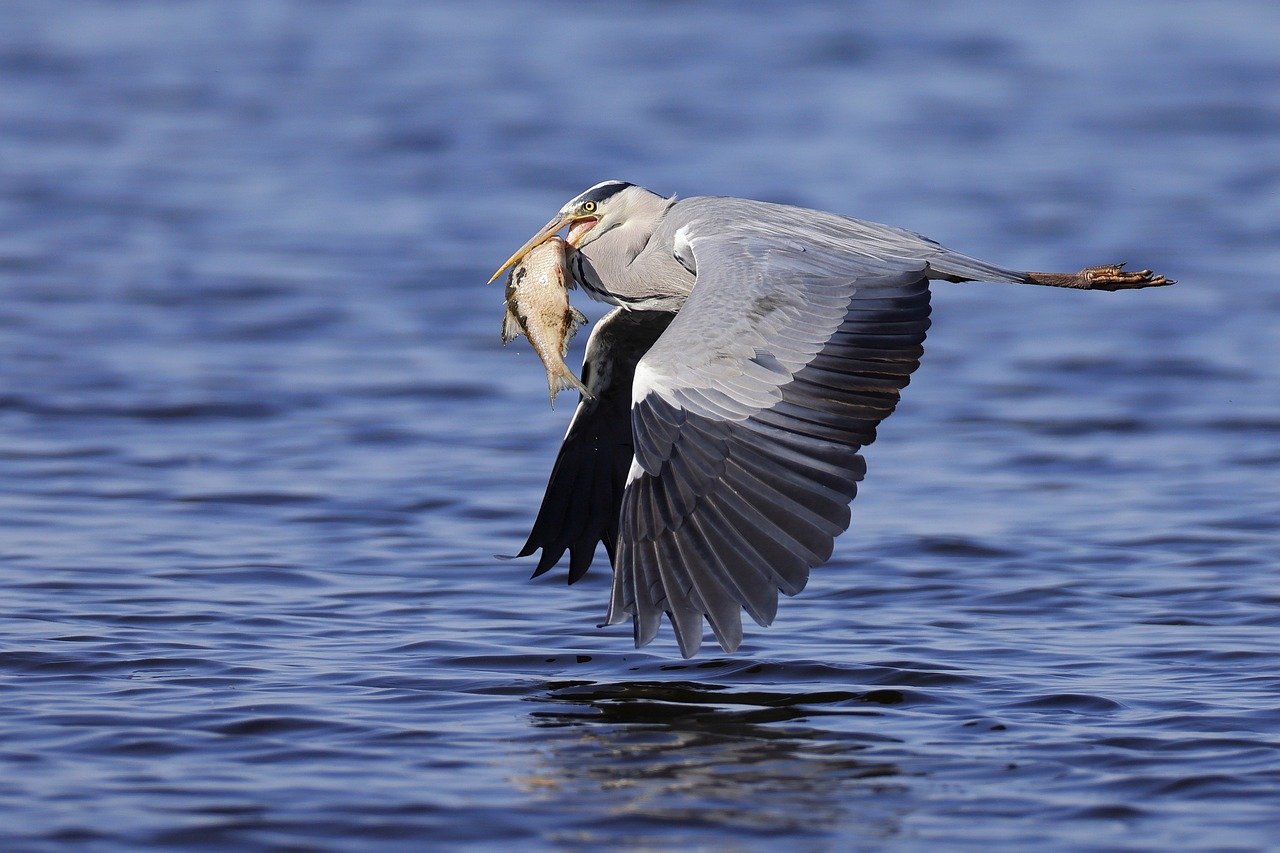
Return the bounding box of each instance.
[516,678,910,844]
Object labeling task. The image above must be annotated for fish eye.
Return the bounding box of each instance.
[581,201,597,214]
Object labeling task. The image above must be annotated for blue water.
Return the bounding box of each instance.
[2,1,1278,848]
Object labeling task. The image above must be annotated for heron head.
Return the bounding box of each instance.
[487,180,640,283]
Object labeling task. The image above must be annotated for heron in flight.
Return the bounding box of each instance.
[490,181,1172,657]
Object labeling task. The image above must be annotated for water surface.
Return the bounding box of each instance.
[1,1,1278,849]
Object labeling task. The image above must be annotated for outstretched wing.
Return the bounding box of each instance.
[515,308,673,582]
[606,221,932,656]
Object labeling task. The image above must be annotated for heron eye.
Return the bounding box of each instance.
[581,201,597,214]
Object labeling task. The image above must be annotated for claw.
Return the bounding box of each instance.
[1025,263,1175,290]
[1081,262,1174,291]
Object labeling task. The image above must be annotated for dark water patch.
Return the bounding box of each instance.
[861,667,978,689]
[0,397,284,421]
[1143,711,1280,735]
[213,716,363,738]
[133,280,302,306]
[344,425,423,446]
[1093,736,1280,758]
[15,578,141,592]
[542,678,854,709]
[78,736,195,758]
[399,497,457,512]
[1136,647,1277,665]
[795,30,881,69]
[1201,514,1280,534]
[647,657,874,684]
[291,509,415,525]
[359,381,494,401]
[1007,694,1125,714]
[1104,531,1253,550]
[1155,772,1275,798]
[377,128,454,154]
[215,310,349,342]
[941,34,1021,67]
[1018,355,1253,382]
[1062,803,1147,821]
[0,445,115,461]
[971,584,1087,608]
[168,565,329,587]
[958,716,1009,732]
[45,828,111,844]
[915,535,1019,559]
[536,678,941,728]
[1109,103,1280,138]
[1136,616,1215,626]
[1002,416,1152,437]
[441,652,624,673]
[105,613,224,628]
[457,504,524,521]
[175,491,322,506]
[0,651,215,675]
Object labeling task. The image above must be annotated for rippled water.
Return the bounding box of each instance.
[2,1,1278,848]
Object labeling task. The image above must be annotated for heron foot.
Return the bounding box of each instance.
[1025,263,1175,291]
[1080,263,1174,290]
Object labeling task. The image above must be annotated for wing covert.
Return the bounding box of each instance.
[607,229,932,656]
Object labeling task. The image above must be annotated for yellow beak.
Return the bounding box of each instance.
[486,213,573,284]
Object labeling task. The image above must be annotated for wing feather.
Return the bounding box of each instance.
[610,228,932,655]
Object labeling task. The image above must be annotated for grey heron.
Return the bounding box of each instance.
[491,181,1172,657]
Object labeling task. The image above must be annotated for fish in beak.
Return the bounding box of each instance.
[487,213,599,284]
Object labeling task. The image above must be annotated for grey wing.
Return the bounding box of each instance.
[606,225,932,657]
[515,308,674,582]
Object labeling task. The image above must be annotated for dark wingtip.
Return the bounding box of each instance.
[494,546,563,580]
[496,538,541,562]
[567,545,595,584]
[529,546,564,579]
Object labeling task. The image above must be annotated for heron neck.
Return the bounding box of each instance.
[576,195,691,308]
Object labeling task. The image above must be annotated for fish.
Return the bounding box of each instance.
[501,236,590,408]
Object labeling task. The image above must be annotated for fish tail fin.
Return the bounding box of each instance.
[546,364,591,409]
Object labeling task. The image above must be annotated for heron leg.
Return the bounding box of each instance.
[1024,263,1174,291]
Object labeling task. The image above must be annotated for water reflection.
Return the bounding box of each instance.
[521,680,909,843]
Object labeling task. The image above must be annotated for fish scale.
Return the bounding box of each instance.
[501,236,590,407]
